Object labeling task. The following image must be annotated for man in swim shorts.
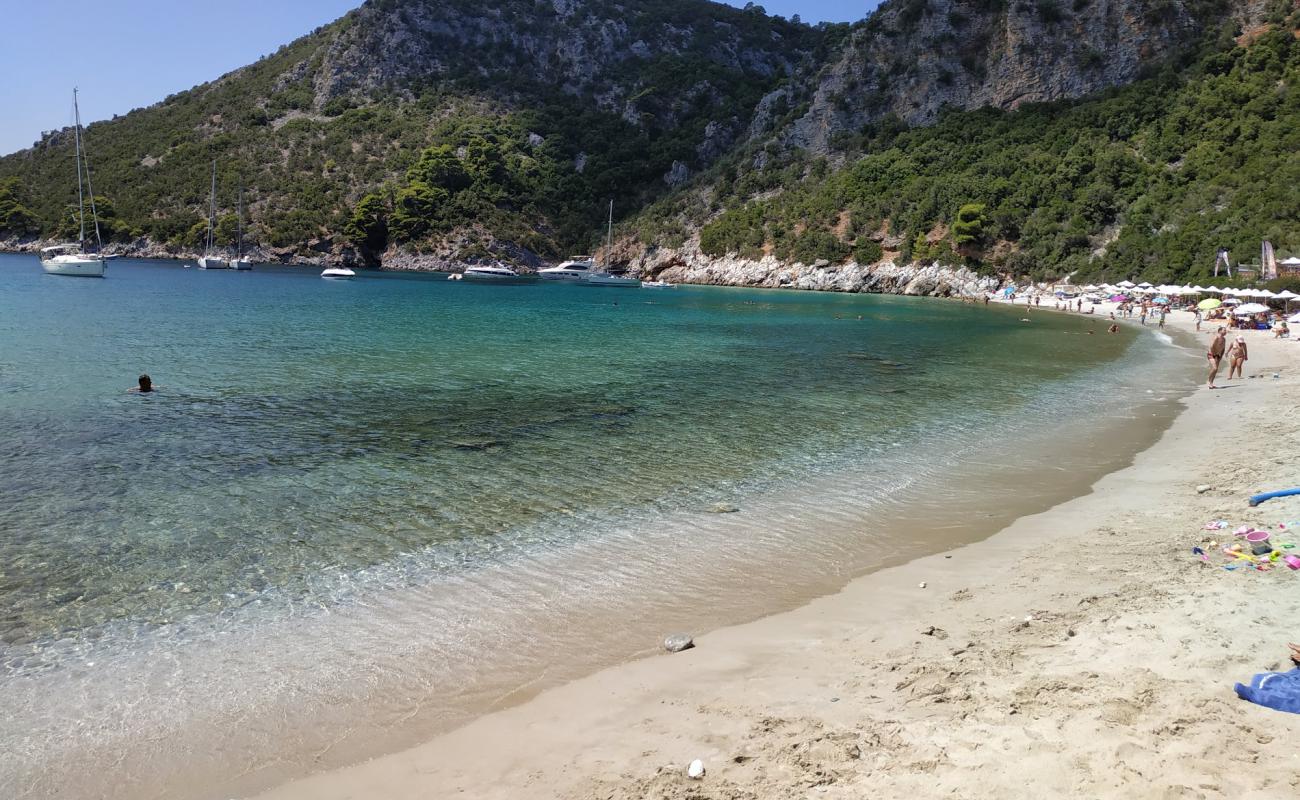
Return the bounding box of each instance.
[1207,328,1227,388]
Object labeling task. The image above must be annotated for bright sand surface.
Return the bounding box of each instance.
[255,301,1300,800]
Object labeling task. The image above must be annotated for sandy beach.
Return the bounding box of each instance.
[244,301,1300,800]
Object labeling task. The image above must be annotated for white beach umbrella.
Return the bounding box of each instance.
[1205,286,1224,294]
[1234,303,1270,315]
[1288,311,1300,324]
[1275,290,1299,300]
[1117,280,1136,289]
[1223,297,1242,305]
[1191,285,1206,292]
[1136,281,1154,289]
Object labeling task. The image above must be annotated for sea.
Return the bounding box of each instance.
[0,254,1195,798]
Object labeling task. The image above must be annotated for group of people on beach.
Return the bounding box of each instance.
[1206,327,1248,388]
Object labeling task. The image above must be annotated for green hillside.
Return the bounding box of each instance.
[0,0,824,262]
[677,21,1300,282]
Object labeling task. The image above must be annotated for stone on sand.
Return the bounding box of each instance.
[664,633,695,653]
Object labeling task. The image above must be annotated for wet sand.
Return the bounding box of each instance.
[249,304,1300,799]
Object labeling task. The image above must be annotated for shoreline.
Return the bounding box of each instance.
[1,244,999,298]
[253,303,1300,799]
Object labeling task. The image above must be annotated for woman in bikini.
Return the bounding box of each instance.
[1227,335,1248,381]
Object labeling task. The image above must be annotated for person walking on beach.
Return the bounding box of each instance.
[1227,335,1248,381]
[1159,307,1167,328]
[1195,309,1202,332]
[1207,327,1228,388]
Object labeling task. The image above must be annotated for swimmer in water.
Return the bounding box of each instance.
[130,374,154,393]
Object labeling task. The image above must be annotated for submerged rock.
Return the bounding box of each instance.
[450,438,504,451]
[707,503,740,514]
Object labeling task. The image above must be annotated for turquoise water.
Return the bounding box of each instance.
[0,254,1184,798]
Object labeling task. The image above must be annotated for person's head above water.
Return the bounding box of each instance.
[138,374,152,393]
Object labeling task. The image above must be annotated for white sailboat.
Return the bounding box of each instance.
[41,89,105,278]
[198,160,229,270]
[231,188,251,270]
[321,266,356,280]
[581,201,640,287]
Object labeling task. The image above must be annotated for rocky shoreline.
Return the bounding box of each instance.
[2,236,1000,298]
[627,239,999,297]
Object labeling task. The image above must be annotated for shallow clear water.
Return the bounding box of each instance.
[0,255,1188,798]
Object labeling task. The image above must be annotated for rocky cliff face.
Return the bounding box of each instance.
[315,0,815,136]
[780,0,1241,155]
[627,239,999,296]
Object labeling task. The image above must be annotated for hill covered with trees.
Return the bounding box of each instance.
[663,19,1300,284]
[0,0,1294,284]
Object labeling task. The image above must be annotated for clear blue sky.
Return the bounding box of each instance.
[0,0,874,156]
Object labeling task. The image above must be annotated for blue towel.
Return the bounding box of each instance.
[1235,667,1300,714]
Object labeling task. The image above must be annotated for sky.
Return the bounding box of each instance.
[0,0,873,157]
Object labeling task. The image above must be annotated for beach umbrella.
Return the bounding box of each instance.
[1206,286,1224,294]
[1153,296,1171,304]
[1223,297,1242,305]
[1198,298,1222,310]
[1275,290,1299,310]
[1234,303,1270,315]
[1288,311,1300,324]
[1136,281,1153,289]
[1191,285,1206,292]
[1110,294,1129,302]
[1117,280,1136,289]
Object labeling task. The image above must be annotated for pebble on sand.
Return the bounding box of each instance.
[664,633,695,653]
[687,759,706,779]
[918,581,927,589]
[1196,484,1213,494]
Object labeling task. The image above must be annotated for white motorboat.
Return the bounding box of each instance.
[580,201,640,287]
[41,245,105,277]
[462,263,536,283]
[231,187,252,269]
[321,267,356,280]
[40,90,105,278]
[198,160,229,269]
[538,257,595,281]
[642,279,676,288]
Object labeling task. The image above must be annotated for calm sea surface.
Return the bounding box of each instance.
[0,255,1190,798]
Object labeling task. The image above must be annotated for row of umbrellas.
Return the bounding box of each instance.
[1081,281,1300,300]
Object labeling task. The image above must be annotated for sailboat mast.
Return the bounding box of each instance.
[236,188,243,258]
[207,159,217,254]
[605,199,613,269]
[72,89,86,249]
[76,91,103,254]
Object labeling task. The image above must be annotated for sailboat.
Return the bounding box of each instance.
[198,160,229,270]
[231,188,251,270]
[581,200,640,287]
[40,89,106,278]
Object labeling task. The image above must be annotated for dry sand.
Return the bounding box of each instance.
[256,304,1300,800]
